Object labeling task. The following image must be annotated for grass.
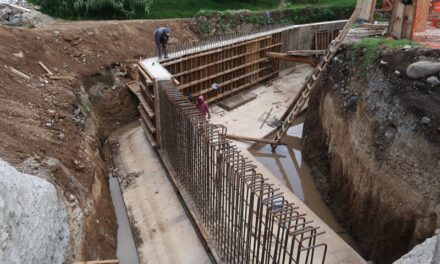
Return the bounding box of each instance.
[352,37,422,66]
[130,0,356,19]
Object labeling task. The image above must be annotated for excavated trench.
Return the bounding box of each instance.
[80,67,140,262]
[301,46,440,263]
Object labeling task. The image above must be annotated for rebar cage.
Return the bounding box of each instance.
[157,80,327,264]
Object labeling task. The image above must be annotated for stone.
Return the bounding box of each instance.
[427,76,440,86]
[0,158,69,263]
[406,61,440,79]
[403,45,411,50]
[394,231,439,264]
[13,51,23,58]
[53,30,60,37]
[421,116,431,125]
[395,70,400,75]
[380,60,388,65]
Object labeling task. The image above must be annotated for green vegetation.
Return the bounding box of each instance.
[32,0,356,20]
[352,37,422,66]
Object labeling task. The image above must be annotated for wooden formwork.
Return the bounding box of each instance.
[161,33,283,103]
[314,29,340,50]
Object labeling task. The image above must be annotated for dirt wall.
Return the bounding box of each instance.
[0,19,196,261]
[303,46,440,263]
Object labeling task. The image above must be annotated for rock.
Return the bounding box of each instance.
[395,70,400,75]
[380,60,388,65]
[426,76,440,86]
[73,107,81,116]
[8,13,22,26]
[406,61,440,79]
[13,51,23,58]
[403,45,411,50]
[62,32,79,42]
[421,116,431,125]
[0,158,69,263]
[394,231,438,264]
[57,133,65,141]
[53,30,60,37]
[344,95,358,109]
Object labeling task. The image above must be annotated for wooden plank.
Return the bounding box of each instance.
[137,93,155,118]
[139,118,157,148]
[218,92,257,111]
[287,50,326,56]
[126,81,141,94]
[74,260,119,264]
[138,106,156,134]
[225,134,277,145]
[266,52,317,64]
[38,61,53,76]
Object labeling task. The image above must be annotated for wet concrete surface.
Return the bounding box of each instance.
[250,117,358,250]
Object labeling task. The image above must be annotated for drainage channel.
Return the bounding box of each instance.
[103,129,140,264]
[250,116,359,251]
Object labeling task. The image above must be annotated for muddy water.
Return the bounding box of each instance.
[251,117,358,249]
[103,128,140,264]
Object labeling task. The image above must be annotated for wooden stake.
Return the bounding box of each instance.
[38,61,53,76]
[8,67,30,80]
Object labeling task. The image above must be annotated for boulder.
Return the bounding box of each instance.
[406,61,440,79]
[0,158,69,264]
[427,76,440,86]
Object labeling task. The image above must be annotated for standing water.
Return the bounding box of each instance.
[103,133,140,264]
[251,117,358,249]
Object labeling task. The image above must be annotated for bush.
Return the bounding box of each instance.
[33,0,153,18]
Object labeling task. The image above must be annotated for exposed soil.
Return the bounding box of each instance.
[0,19,196,261]
[303,45,440,263]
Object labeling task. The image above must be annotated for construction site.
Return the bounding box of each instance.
[0,0,439,263]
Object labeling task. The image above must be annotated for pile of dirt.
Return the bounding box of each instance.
[303,45,440,263]
[0,19,196,262]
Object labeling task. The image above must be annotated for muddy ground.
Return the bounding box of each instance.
[303,45,440,263]
[0,20,196,261]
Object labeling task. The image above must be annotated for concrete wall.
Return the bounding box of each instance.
[280,20,347,69]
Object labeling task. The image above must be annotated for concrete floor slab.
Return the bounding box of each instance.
[210,65,367,264]
[112,126,210,264]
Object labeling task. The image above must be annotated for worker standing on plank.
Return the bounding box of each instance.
[197,95,211,120]
[154,27,171,60]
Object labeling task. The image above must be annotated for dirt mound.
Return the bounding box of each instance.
[0,19,196,261]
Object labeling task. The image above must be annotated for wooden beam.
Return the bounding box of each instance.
[287,50,326,56]
[50,75,76,81]
[266,52,317,65]
[74,260,119,264]
[225,134,277,145]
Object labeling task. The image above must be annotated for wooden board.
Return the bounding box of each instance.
[218,92,257,111]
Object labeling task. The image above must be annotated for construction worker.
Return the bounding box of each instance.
[197,95,211,120]
[154,27,171,59]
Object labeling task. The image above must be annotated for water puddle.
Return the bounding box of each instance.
[251,117,358,250]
